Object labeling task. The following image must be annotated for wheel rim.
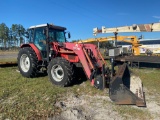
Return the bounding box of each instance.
[51,64,64,82]
[20,54,30,72]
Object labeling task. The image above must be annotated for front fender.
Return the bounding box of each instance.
[21,43,42,61]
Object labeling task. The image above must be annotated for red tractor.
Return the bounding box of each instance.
[18,23,146,106]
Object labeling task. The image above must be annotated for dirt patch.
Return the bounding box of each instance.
[51,93,123,120]
[50,90,160,120]
[144,93,160,120]
[147,101,160,119]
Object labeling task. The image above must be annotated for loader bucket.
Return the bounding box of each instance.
[109,63,146,107]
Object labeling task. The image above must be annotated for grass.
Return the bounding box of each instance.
[0,67,104,119]
[0,65,160,119]
[0,67,65,119]
[113,105,152,120]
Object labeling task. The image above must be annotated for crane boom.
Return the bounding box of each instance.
[77,36,140,45]
[76,36,141,55]
[93,22,160,35]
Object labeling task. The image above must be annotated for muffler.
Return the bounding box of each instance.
[109,63,146,107]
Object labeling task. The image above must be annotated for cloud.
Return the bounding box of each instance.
[152,16,160,19]
[117,13,128,16]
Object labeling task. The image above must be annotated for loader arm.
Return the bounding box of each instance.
[61,42,106,89]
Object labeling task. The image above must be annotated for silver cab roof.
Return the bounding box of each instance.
[29,24,66,30]
[29,24,48,29]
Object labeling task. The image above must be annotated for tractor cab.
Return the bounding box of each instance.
[27,24,68,58]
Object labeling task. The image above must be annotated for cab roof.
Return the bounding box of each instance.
[29,24,66,30]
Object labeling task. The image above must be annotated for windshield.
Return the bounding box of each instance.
[49,29,66,42]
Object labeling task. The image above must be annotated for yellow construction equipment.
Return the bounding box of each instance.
[91,22,160,56]
[77,36,141,55]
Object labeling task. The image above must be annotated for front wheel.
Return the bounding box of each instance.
[48,57,74,87]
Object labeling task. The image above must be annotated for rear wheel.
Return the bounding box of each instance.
[18,47,38,77]
[48,57,74,86]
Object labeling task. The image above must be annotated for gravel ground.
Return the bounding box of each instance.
[0,52,18,59]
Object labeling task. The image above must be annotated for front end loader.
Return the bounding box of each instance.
[18,23,146,107]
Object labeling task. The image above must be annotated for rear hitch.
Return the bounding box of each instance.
[109,63,146,107]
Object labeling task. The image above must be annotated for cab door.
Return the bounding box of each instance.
[33,27,47,58]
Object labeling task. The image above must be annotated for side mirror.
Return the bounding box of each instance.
[68,32,71,39]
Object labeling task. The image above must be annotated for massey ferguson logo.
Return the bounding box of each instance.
[73,44,80,50]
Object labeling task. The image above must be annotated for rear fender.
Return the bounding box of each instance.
[21,44,42,61]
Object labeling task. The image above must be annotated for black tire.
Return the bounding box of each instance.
[17,47,38,78]
[48,57,74,87]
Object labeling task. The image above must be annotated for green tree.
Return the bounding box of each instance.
[11,24,18,46]
[19,36,24,45]
[99,41,113,48]
[71,40,77,43]
[18,24,25,45]
[11,24,25,46]
[0,23,9,48]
